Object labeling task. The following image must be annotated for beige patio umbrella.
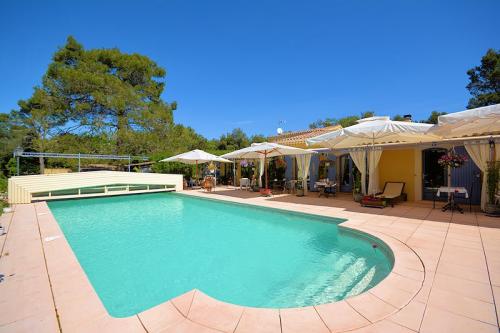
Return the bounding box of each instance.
[160,149,232,183]
[430,104,500,138]
[307,116,440,194]
[221,142,316,191]
[430,104,500,210]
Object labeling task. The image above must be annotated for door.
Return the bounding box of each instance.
[422,148,447,201]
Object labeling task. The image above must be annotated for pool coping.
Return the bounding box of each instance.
[35,193,424,332]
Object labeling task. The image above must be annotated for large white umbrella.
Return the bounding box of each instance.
[306,117,439,194]
[430,104,500,210]
[160,149,232,180]
[431,104,500,138]
[221,142,315,190]
[307,116,439,148]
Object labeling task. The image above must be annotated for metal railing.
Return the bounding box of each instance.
[13,149,149,174]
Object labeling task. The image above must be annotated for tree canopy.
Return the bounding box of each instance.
[309,111,375,129]
[466,49,500,108]
[16,36,178,155]
[1,37,265,176]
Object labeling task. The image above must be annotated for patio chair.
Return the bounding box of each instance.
[374,182,405,207]
[240,178,250,190]
[250,176,258,191]
[271,178,286,194]
[285,180,297,194]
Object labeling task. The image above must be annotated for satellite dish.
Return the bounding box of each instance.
[277,128,283,135]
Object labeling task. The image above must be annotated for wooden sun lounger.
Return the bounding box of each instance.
[374,182,405,207]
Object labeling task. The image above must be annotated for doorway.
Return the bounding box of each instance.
[338,154,353,192]
[422,148,447,201]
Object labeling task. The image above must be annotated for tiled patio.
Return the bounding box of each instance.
[0,188,499,332]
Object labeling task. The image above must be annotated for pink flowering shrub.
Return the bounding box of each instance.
[438,153,468,168]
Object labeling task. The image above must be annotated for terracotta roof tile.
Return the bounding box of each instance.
[268,125,341,147]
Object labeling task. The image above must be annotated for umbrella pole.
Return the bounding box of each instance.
[265,151,268,189]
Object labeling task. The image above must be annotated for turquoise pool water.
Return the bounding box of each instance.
[48,193,393,317]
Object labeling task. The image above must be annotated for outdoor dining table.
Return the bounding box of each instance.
[315,182,336,198]
[437,186,468,214]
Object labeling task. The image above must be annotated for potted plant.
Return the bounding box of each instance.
[485,161,500,215]
[296,178,304,197]
[260,188,272,196]
[352,170,363,202]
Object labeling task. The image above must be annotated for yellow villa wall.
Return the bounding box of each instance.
[378,149,417,201]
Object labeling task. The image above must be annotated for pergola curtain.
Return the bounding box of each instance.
[350,150,367,194]
[258,157,265,187]
[296,154,312,194]
[367,149,383,195]
[464,143,490,210]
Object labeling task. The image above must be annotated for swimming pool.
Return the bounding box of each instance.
[48,193,393,317]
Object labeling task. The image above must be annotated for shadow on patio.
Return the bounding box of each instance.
[198,187,499,228]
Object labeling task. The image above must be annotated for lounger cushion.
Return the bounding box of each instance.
[375,182,404,199]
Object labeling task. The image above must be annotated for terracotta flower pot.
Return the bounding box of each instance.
[260,188,272,196]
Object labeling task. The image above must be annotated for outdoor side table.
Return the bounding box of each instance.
[437,186,468,214]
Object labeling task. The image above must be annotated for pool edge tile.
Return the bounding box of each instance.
[187,290,244,333]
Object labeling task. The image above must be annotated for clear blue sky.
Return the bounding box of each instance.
[1,0,499,139]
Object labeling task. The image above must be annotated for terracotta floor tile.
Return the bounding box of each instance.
[159,319,220,333]
[492,285,500,327]
[436,261,490,284]
[138,301,184,332]
[350,319,415,333]
[380,273,423,295]
[369,283,415,309]
[427,288,497,325]
[432,273,493,303]
[171,290,196,317]
[440,245,487,269]
[280,307,329,333]
[487,261,500,287]
[392,266,425,281]
[346,293,397,322]
[187,291,243,332]
[0,310,59,333]
[414,277,434,304]
[314,300,370,332]
[234,308,280,333]
[388,300,426,331]
[445,237,483,250]
[420,306,498,333]
[63,314,146,333]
